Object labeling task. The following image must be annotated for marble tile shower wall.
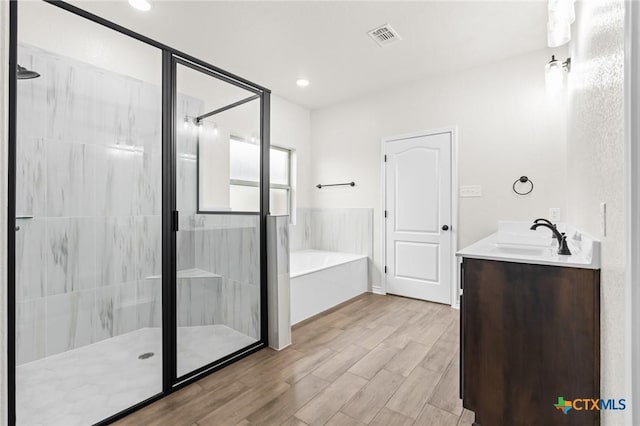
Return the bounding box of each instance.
[15,44,261,365]
[175,102,261,339]
[14,44,168,365]
[189,215,261,339]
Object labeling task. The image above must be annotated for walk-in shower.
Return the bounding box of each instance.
[9,1,270,425]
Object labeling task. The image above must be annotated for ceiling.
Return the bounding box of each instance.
[68,1,549,110]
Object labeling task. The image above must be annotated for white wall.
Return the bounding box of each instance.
[1,0,9,423]
[626,2,640,424]
[271,95,312,211]
[566,1,626,424]
[197,95,311,214]
[310,48,568,290]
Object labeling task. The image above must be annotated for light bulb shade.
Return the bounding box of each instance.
[545,58,564,94]
[547,19,571,47]
[128,0,151,11]
[549,0,575,25]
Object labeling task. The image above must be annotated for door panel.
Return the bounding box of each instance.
[174,59,262,379]
[395,241,439,282]
[385,132,451,304]
[395,148,440,233]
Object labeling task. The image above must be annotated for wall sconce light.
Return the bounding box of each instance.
[547,0,575,47]
[545,55,571,94]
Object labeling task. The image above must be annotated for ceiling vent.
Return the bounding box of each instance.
[367,24,402,47]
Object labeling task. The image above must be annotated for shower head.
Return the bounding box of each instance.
[17,64,40,80]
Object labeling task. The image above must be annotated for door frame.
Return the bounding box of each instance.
[380,127,459,308]
[624,0,639,424]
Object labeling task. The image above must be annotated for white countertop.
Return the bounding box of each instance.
[456,222,601,270]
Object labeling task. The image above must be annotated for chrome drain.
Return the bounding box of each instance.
[138,352,154,360]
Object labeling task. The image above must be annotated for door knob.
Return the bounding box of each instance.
[442,225,449,231]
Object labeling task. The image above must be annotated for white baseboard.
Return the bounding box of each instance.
[371,285,385,295]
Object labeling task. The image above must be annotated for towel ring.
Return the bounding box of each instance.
[513,176,534,196]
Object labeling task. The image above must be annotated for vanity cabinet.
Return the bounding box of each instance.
[460,258,600,426]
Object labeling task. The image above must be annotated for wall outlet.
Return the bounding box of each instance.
[549,208,561,221]
[600,202,607,237]
[460,185,482,197]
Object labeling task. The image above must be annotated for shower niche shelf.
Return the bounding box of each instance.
[144,268,222,281]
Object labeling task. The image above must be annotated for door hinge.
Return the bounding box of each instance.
[384,266,388,274]
[384,210,388,218]
[384,155,387,162]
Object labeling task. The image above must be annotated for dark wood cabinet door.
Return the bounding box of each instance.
[462,258,600,426]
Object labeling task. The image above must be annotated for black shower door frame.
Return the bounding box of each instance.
[7,1,271,424]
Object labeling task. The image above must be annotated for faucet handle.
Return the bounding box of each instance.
[559,242,571,255]
[558,233,572,255]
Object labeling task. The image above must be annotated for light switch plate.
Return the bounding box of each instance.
[600,202,607,237]
[460,185,482,197]
[549,208,561,221]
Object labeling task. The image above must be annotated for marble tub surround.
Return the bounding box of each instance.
[267,215,291,350]
[290,208,373,286]
[291,208,373,256]
[16,325,256,426]
[290,208,311,251]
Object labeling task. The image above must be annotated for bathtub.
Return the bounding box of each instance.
[290,249,368,325]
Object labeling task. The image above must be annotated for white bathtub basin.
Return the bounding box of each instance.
[290,250,368,324]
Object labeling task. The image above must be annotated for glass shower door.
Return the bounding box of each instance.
[14,2,164,425]
[174,58,263,378]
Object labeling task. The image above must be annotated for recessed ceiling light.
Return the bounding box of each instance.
[296,78,310,88]
[128,0,151,12]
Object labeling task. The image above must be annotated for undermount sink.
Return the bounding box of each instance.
[456,221,601,269]
[491,244,555,257]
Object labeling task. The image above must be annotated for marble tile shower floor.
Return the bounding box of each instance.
[16,325,257,426]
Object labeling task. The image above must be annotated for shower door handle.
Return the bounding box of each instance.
[172,211,179,232]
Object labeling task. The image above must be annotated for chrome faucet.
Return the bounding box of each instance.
[533,218,558,239]
[530,222,572,255]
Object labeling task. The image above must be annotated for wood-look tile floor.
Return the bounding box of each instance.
[115,293,474,426]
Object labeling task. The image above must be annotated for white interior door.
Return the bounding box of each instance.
[385,132,452,304]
